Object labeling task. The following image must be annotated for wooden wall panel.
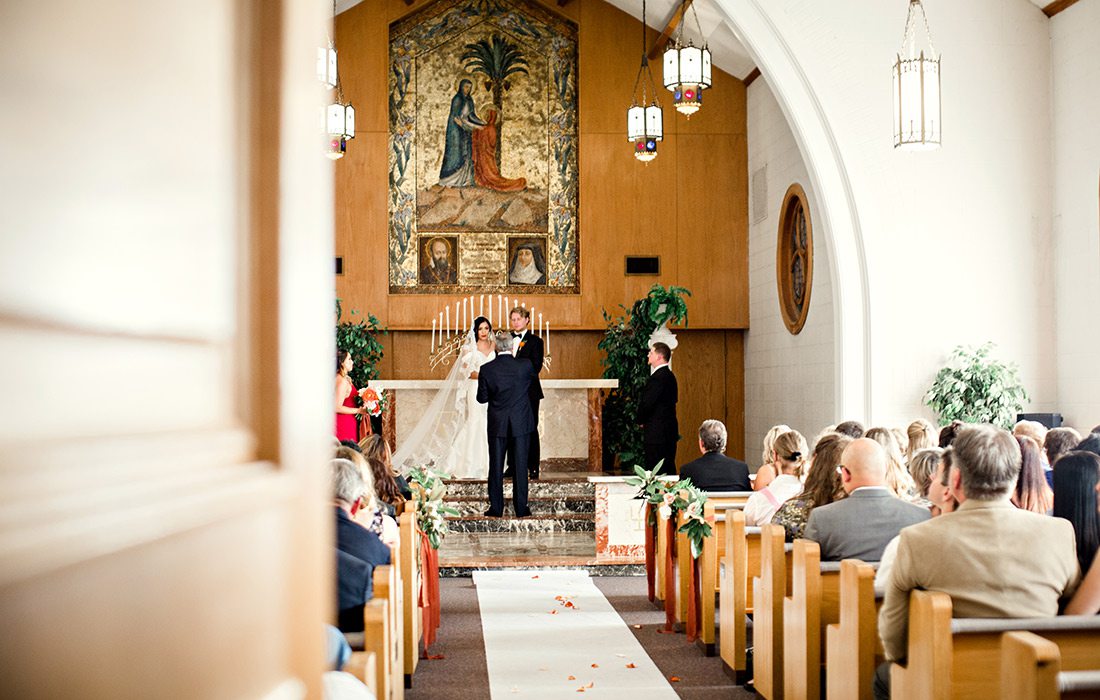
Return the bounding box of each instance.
[334,0,749,331]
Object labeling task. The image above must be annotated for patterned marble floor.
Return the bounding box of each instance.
[440,531,596,564]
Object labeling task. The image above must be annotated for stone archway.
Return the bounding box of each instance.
[715,0,872,422]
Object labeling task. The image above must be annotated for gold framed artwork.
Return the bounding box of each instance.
[776,183,813,334]
[388,0,579,294]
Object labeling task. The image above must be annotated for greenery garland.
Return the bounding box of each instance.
[405,465,460,550]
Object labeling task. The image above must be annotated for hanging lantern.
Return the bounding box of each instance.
[662,0,712,118]
[626,0,663,162]
[893,0,941,150]
[325,102,355,160]
[317,44,338,89]
[627,103,663,162]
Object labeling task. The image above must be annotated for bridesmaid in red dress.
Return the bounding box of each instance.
[335,350,370,442]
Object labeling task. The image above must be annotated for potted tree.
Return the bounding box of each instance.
[924,342,1029,429]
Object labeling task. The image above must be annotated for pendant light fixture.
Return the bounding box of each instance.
[662,0,712,117]
[323,0,354,160]
[626,0,663,162]
[893,0,940,150]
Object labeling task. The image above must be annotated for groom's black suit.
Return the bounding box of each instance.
[477,354,536,517]
[508,330,544,479]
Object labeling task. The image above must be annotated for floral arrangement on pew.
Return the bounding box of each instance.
[405,465,459,550]
[404,464,458,657]
[625,464,712,613]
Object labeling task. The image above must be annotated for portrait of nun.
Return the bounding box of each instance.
[508,241,546,285]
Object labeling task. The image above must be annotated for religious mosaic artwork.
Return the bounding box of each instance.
[389,0,579,294]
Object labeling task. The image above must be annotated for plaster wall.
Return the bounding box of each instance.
[744,77,836,466]
[1051,0,1100,431]
[720,0,1058,428]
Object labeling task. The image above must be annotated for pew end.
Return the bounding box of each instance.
[825,559,880,700]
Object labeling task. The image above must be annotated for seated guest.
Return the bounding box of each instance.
[875,424,1080,699]
[804,438,930,562]
[335,445,399,547]
[1066,554,1100,615]
[1052,450,1100,576]
[361,434,413,500]
[744,430,808,525]
[876,448,956,587]
[332,458,390,633]
[1076,432,1100,457]
[335,549,372,634]
[1013,419,1049,452]
[905,419,937,464]
[835,420,865,439]
[938,419,966,448]
[679,419,751,491]
[772,432,852,541]
[865,427,918,500]
[367,456,406,518]
[907,447,944,507]
[1044,426,1082,480]
[1013,435,1053,514]
[752,423,791,491]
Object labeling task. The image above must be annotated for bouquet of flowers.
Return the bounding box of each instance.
[623,464,711,558]
[358,387,385,417]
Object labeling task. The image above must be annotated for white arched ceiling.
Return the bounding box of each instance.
[713,0,872,422]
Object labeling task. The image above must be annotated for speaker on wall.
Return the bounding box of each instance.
[1016,412,1062,429]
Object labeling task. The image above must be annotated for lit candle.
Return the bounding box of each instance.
[431,318,436,353]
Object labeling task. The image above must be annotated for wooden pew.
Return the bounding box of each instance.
[783,540,843,700]
[690,502,747,655]
[374,560,405,700]
[398,507,421,687]
[345,649,379,698]
[825,560,882,700]
[363,586,392,700]
[890,591,1100,699]
[753,524,793,700]
[1001,630,1100,700]
[720,513,762,680]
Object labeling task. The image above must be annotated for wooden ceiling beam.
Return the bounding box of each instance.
[647,0,695,61]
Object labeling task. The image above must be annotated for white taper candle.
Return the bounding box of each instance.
[431,319,436,353]
[445,306,450,337]
[546,322,550,354]
[480,294,484,320]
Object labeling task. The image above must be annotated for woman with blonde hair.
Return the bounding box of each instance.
[744,430,809,525]
[753,424,792,491]
[905,419,938,464]
[864,427,918,499]
[772,432,852,541]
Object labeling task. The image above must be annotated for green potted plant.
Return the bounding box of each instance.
[923,342,1029,429]
[599,284,691,470]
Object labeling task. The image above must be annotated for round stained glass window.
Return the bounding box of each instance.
[776,184,813,334]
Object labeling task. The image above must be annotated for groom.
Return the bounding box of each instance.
[476,331,536,517]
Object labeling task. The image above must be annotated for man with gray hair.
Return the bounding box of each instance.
[332,458,390,633]
[874,424,1080,699]
[677,419,751,491]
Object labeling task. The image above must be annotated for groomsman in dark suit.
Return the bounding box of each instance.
[638,342,679,476]
[506,306,545,480]
[477,331,536,517]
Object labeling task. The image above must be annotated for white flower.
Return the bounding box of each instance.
[658,505,672,520]
[662,492,676,506]
[685,501,701,518]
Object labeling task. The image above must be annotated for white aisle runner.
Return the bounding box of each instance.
[473,570,679,698]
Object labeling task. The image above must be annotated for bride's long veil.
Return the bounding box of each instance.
[390,330,476,477]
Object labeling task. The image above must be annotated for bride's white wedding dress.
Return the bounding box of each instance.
[448,346,496,479]
[390,331,499,480]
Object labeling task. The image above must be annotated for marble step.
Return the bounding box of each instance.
[446,513,594,533]
[446,495,594,517]
[440,563,645,578]
[443,478,595,500]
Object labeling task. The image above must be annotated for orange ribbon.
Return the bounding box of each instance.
[644,503,655,602]
[663,517,676,631]
[418,530,441,652]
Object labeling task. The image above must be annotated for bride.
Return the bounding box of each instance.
[390,316,496,479]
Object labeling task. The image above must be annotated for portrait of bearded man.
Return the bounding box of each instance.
[419,236,458,285]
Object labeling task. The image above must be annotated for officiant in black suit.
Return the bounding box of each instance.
[506,306,544,480]
[477,331,536,517]
[638,342,679,476]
